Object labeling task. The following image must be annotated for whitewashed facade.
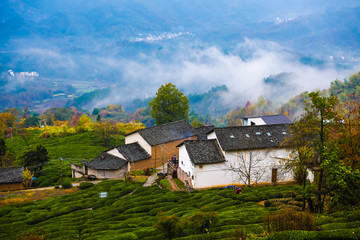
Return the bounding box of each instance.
[178,124,299,189]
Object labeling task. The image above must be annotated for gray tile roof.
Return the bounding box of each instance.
[179,139,225,165]
[83,152,127,170]
[243,114,293,125]
[128,120,195,146]
[0,167,24,184]
[194,125,215,140]
[116,142,151,162]
[210,124,291,151]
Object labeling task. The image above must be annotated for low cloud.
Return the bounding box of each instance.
[6,38,358,110]
[106,39,355,107]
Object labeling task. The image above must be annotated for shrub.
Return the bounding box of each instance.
[159,179,171,190]
[184,211,219,234]
[79,182,94,190]
[154,214,182,239]
[16,227,47,240]
[62,179,73,189]
[264,209,316,233]
[264,200,272,207]
[173,178,185,190]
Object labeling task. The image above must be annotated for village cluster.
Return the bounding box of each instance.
[71,114,304,189]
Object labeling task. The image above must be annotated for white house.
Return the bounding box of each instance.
[177,124,295,189]
[242,114,293,126]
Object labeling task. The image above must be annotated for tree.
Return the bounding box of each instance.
[0,138,5,157]
[289,91,337,213]
[20,145,50,177]
[305,91,337,213]
[0,112,16,133]
[282,120,316,210]
[226,149,271,186]
[94,121,119,147]
[17,128,32,149]
[22,167,34,187]
[24,116,40,127]
[149,83,189,125]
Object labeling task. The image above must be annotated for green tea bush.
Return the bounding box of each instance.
[346,211,360,222]
[265,228,360,240]
[61,178,73,189]
[79,182,94,190]
[184,211,219,234]
[321,221,360,231]
[16,227,47,240]
[154,214,182,239]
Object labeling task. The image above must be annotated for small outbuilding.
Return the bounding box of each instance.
[0,167,24,191]
[72,152,128,179]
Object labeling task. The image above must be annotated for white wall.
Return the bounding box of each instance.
[125,132,152,155]
[107,148,125,159]
[224,148,293,184]
[193,163,238,188]
[87,168,127,179]
[245,118,266,126]
[178,145,195,179]
[183,148,294,189]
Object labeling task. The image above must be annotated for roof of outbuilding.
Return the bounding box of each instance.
[116,142,151,162]
[194,125,215,140]
[0,167,24,184]
[179,139,225,165]
[127,120,195,146]
[243,114,293,125]
[210,124,291,151]
[83,152,127,170]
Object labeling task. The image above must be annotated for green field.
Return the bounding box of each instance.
[1,181,360,239]
[5,130,111,187]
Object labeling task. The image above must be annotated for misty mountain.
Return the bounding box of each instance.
[1,0,360,112]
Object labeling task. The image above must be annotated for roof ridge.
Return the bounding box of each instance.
[126,119,191,136]
[242,113,287,118]
[212,123,291,130]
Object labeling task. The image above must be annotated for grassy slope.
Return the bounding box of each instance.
[5,130,110,186]
[1,181,360,239]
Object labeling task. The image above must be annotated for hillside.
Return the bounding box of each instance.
[1,181,360,239]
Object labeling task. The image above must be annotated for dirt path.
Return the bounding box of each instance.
[167,175,180,191]
[21,180,102,191]
[143,173,157,187]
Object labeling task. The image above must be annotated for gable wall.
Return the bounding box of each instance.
[125,132,151,155]
[107,149,125,159]
[129,136,197,171]
[247,118,266,126]
[87,167,127,179]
